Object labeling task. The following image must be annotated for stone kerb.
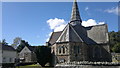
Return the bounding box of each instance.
[56,61,120,66]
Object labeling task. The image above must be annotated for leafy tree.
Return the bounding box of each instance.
[16,40,30,52]
[112,43,120,53]
[34,46,52,67]
[109,31,120,52]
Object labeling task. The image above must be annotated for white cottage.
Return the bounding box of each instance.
[2,45,17,63]
[1,44,17,68]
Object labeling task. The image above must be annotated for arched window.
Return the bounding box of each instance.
[58,46,66,54]
[73,46,80,54]
[63,47,65,54]
[52,47,55,53]
[74,46,76,53]
[78,46,80,53]
[59,47,62,54]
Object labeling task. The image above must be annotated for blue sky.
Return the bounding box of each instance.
[2,2,119,45]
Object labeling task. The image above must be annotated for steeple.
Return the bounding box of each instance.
[70,0,82,25]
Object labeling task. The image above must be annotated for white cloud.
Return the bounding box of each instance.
[85,7,89,11]
[54,24,66,32]
[46,18,105,42]
[46,18,67,42]
[104,6,120,15]
[82,19,105,27]
[98,22,105,25]
[47,18,67,32]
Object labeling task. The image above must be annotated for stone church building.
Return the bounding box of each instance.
[47,0,112,65]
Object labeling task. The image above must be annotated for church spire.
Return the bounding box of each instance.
[70,0,82,25]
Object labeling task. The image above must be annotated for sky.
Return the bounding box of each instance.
[1,0,120,2]
[2,2,119,46]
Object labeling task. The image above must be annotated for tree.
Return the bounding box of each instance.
[16,40,30,52]
[1,39,8,45]
[112,43,120,53]
[12,37,22,49]
[109,31,120,52]
[34,46,52,67]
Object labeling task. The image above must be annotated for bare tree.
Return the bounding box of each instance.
[12,37,22,49]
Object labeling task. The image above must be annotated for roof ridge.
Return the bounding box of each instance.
[56,23,84,42]
[48,32,54,42]
[48,31,63,42]
[27,46,35,51]
[56,24,69,42]
[2,45,16,51]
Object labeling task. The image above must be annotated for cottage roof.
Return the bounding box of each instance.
[27,46,35,52]
[1,44,16,51]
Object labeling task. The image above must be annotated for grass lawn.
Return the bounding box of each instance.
[16,66,53,68]
[16,64,53,68]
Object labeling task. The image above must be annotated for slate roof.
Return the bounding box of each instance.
[27,46,35,52]
[86,24,109,44]
[48,31,62,45]
[1,44,16,51]
[56,23,83,42]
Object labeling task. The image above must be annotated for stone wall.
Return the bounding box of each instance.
[88,45,112,62]
[69,42,88,61]
[55,62,120,68]
[112,53,120,62]
[55,65,120,68]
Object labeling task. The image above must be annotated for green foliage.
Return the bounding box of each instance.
[109,31,120,52]
[1,39,8,45]
[112,43,120,53]
[34,46,52,67]
[16,40,30,52]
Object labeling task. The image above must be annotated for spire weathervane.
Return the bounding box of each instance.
[70,0,82,25]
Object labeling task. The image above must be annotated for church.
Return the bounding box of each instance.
[47,0,112,65]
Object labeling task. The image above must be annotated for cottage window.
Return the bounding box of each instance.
[9,58,12,62]
[24,53,28,57]
[3,57,6,62]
